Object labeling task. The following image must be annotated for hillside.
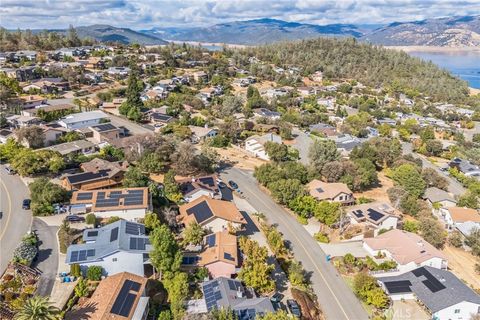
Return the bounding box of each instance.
[75,24,167,45]
[243,38,469,102]
[143,18,363,45]
[362,15,480,47]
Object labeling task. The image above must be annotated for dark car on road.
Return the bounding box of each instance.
[287,299,301,318]
[65,215,85,223]
[4,166,16,175]
[228,180,239,189]
[22,199,31,210]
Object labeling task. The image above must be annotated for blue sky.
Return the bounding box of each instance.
[1,0,479,29]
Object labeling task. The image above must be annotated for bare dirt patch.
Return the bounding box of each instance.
[215,146,267,170]
[353,171,393,203]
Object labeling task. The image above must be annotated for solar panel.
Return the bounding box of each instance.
[76,192,93,201]
[125,222,142,235]
[87,230,98,237]
[383,280,412,294]
[367,208,385,222]
[224,252,235,261]
[97,192,106,199]
[110,280,141,317]
[353,210,364,218]
[206,234,216,247]
[186,201,213,223]
[237,309,257,320]
[130,237,149,250]
[70,251,79,262]
[182,256,200,265]
[316,187,324,193]
[87,249,95,257]
[78,250,87,261]
[227,279,239,291]
[96,198,120,207]
[199,177,215,187]
[110,227,119,242]
[412,267,446,293]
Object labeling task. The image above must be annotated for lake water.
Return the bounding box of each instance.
[408,51,480,89]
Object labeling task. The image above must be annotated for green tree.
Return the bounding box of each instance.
[238,237,275,294]
[29,178,69,216]
[391,164,426,198]
[182,222,206,246]
[74,277,89,297]
[85,213,96,225]
[288,195,318,219]
[268,178,305,205]
[314,201,341,226]
[123,166,149,188]
[402,220,419,233]
[163,272,189,320]
[86,265,103,281]
[120,60,144,121]
[264,141,288,162]
[163,169,182,203]
[210,308,237,320]
[464,227,480,256]
[288,260,307,289]
[308,139,340,172]
[149,224,182,276]
[144,212,161,232]
[419,217,446,249]
[14,295,60,320]
[257,310,290,320]
[15,126,45,148]
[70,263,81,277]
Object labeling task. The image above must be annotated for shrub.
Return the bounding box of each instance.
[448,231,463,248]
[86,265,103,281]
[13,242,37,266]
[314,232,330,243]
[85,213,96,225]
[70,263,82,277]
[105,216,121,225]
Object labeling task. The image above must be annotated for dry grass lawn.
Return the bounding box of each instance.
[353,171,393,203]
[215,146,267,170]
[442,245,480,290]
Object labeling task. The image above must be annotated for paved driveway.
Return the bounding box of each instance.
[291,128,313,165]
[319,241,369,258]
[32,218,59,297]
[220,168,368,320]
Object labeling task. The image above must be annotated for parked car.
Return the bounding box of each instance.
[228,180,239,189]
[65,215,85,223]
[218,181,227,189]
[4,166,16,175]
[22,199,31,210]
[287,299,301,318]
[0,211,3,219]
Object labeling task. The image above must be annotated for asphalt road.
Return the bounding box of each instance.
[291,128,313,165]
[32,218,59,297]
[220,167,369,320]
[0,165,32,275]
[402,142,465,196]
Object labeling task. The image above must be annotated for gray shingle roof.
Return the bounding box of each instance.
[423,187,456,203]
[378,266,480,313]
[65,220,150,264]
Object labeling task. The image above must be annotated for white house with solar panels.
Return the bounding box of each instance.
[65,220,153,277]
[378,266,480,320]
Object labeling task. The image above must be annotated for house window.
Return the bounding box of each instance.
[339,195,343,200]
[112,258,117,262]
[454,309,460,314]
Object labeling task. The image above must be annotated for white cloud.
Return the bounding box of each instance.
[0,0,479,29]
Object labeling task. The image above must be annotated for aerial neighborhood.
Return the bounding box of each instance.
[1,22,480,320]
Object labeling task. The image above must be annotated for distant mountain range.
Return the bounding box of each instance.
[73,24,168,45]
[140,15,480,47]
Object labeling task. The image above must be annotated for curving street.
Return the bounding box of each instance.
[0,165,33,275]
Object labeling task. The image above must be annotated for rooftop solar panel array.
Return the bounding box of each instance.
[70,249,96,263]
[76,192,93,201]
[87,230,98,237]
[206,234,216,247]
[199,177,215,187]
[92,123,116,132]
[383,280,412,294]
[224,253,235,261]
[203,281,222,311]
[110,279,141,317]
[353,210,364,218]
[186,201,213,223]
[182,256,200,265]
[91,189,145,208]
[227,279,240,291]
[412,267,446,293]
[129,237,150,250]
[125,222,145,235]
[237,309,257,320]
[68,171,109,184]
[110,227,119,242]
[367,208,385,222]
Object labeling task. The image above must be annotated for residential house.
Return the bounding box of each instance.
[377,118,397,126]
[307,179,355,205]
[252,108,281,120]
[182,231,238,278]
[42,140,95,156]
[101,98,126,113]
[66,271,149,320]
[333,134,363,156]
[347,202,400,235]
[189,126,218,143]
[193,71,208,82]
[58,110,109,129]
[5,115,41,128]
[449,158,480,178]
[263,87,290,99]
[444,207,480,231]
[23,78,69,94]
[363,229,448,272]
[17,95,47,109]
[423,187,457,208]
[186,277,274,317]
[21,104,75,118]
[178,196,246,233]
[85,123,122,144]
[16,124,68,147]
[62,158,128,191]
[456,221,480,239]
[244,133,282,161]
[297,86,314,96]
[107,66,130,78]
[378,266,480,320]
[147,111,174,127]
[0,129,14,144]
[178,175,223,202]
[65,220,152,277]
[309,123,337,137]
[5,66,37,81]
[317,97,336,111]
[70,187,150,221]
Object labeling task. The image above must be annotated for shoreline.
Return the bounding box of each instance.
[166,40,250,49]
[385,45,480,53]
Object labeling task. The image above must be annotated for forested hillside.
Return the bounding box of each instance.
[242,38,470,103]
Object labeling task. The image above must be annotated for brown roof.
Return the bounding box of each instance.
[23,104,74,115]
[364,229,447,265]
[67,272,147,320]
[307,179,352,201]
[178,196,246,226]
[71,187,149,211]
[177,175,219,196]
[447,207,480,223]
[200,231,238,266]
[81,158,129,173]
